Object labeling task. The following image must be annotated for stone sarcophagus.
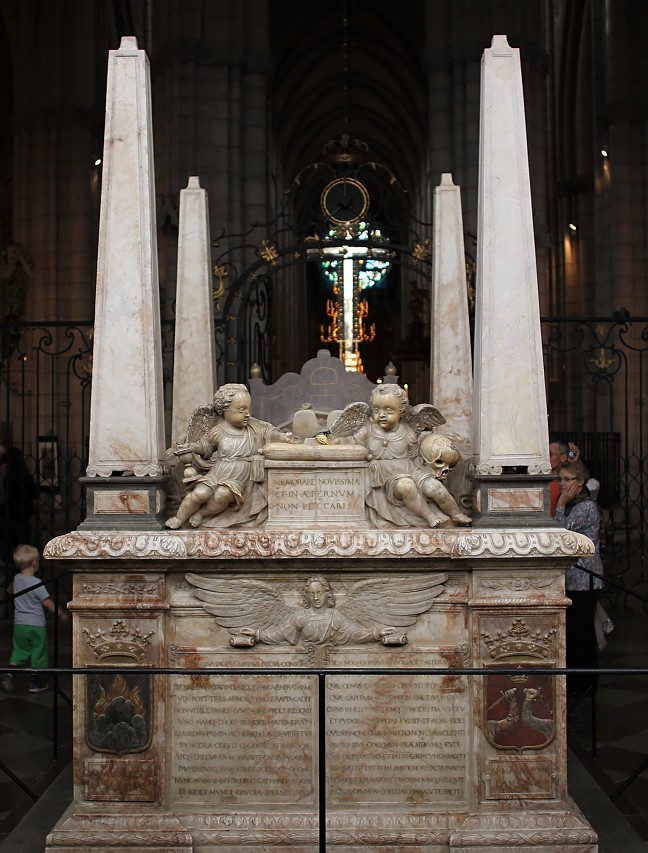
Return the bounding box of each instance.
[44,525,597,852]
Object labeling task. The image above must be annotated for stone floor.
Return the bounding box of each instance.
[0,614,72,844]
[567,592,648,845]
[0,599,647,849]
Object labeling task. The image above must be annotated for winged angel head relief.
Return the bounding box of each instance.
[185,573,448,657]
[316,384,471,528]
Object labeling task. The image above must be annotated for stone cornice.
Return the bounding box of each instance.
[44,527,594,562]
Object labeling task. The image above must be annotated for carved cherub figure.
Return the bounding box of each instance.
[323,384,470,528]
[185,573,448,652]
[165,383,295,530]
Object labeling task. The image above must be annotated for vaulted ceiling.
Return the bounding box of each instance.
[269,0,427,194]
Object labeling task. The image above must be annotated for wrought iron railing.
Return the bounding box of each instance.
[542,313,648,604]
[0,321,93,558]
[0,658,646,850]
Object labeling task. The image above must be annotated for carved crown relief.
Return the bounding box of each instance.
[481,619,557,752]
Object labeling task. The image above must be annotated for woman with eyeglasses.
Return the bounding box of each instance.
[554,460,604,694]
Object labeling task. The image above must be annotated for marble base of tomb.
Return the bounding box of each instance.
[44,527,597,852]
[472,474,554,528]
[78,476,169,531]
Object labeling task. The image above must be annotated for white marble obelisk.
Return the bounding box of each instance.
[171,177,217,444]
[86,36,166,478]
[431,173,472,447]
[472,35,550,475]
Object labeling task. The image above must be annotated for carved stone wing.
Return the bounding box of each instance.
[328,401,371,437]
[403,403,446,434]
[185,573,294,633]
[184,405,219,444]
[337,574,448,629]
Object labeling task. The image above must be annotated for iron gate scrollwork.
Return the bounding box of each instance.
[0,321,93,561]
[542,311,648,610]
[213,230,434,388]
[0,320,175,559]
[211,135,437,388]
[1,308,645,614]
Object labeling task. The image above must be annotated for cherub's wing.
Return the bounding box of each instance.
[184,405,219,443]
[328,401,371,437]
[337,574,448,629]
[185,573,293,632]
[404,403,446,435]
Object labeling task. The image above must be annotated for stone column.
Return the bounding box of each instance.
[431,173,472,443]
[431,173,473,511]
[171,177,217,445]
[82,36,166,529]
[472,35,551,525]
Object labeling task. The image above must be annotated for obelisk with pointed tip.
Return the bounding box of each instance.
[431,173,472,446]
[86,36,166,480]
[431,173,474,513]
[171,177,217,445]
[472,35,550,478]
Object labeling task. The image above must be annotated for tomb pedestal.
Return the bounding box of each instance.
[45,524,597,852]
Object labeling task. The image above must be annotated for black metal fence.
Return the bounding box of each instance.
[0,322,92,567]
[0,552,646,844]
[542,314,648,606]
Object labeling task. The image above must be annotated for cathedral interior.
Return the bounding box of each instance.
[0,0,647,844]
[1,1,648,541]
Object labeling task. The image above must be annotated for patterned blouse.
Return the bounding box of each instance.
[554,493,604,591]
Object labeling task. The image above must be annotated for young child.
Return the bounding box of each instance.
[1,544,66,694]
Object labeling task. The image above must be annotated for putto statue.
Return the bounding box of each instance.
[165,383,296,529]
[185,573,448,652]
[320,384,471,528]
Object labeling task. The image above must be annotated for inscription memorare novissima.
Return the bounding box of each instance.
[170,674,467,807]
[271,472,364,515]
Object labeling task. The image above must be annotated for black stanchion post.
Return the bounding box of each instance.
[52,575,60,761]
[589,572,597,757]
[318,672,327,853]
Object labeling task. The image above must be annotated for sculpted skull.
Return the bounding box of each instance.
[419,434,460,481]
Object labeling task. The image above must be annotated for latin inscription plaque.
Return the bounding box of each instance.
[170,674,316,805]
[266,468,367,526]
[327,675,468,804]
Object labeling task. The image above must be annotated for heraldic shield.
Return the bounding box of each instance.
[82,619,156,755]
[484,667,555,752]
[86,672,152,755]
